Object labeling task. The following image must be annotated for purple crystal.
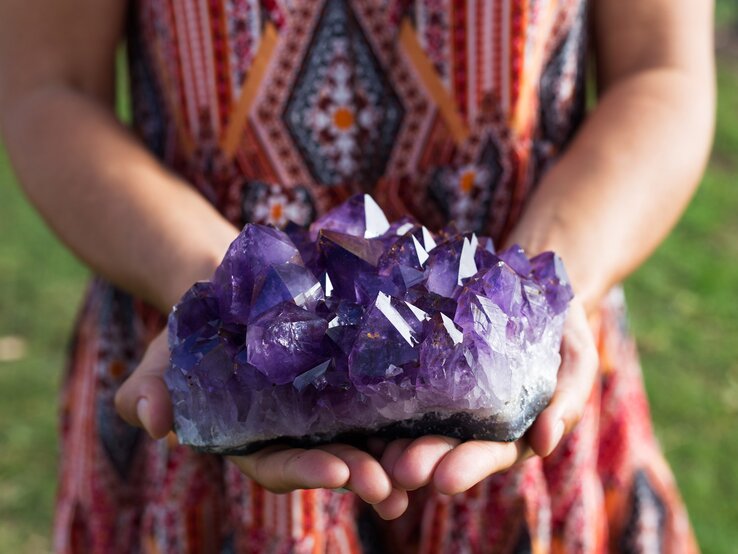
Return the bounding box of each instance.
[326,301,363,355]
[246,302,328,385]
[425,235,478,298]
[405,288,458,318]
[354,267,407,305]
[378,232,430,274]
[530,251,574,315]
[498,244,533,276]
[249,263,323,320]
[284,221,323,275]
[384,216,418,238]
[310,194,390,239]
[213,225,302,323]
[318,229,384,301]
[166,194,572,453]
[466,261,524,317]
[417,313,475,402]
[348,292,427,389]
[293,360,331,392]
[168,281,219,346]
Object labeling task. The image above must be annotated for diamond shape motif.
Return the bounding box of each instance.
[283,0,404,186]
[429,138,505,234]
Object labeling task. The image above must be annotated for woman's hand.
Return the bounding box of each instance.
[114,329,410,519]
[381,298,598,495]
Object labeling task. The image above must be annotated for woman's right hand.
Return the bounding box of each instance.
[114,329,410,520]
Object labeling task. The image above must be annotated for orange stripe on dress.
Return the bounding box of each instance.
[399,19,469,144]
[222,22,279,157]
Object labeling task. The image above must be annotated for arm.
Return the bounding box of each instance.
[386,0,715,495]
[0,0,238,313]
[0,0,406,515]
[507,0,716,311]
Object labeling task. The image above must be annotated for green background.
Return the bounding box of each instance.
[1,7,737,553]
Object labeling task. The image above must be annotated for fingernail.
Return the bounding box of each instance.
[548,420,565,456]
[136,398,151,431]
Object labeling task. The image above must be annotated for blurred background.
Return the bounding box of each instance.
[1,4,737,553]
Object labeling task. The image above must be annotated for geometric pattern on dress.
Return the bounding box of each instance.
[411,0,454,90]
[283,0,405,187]
[537,0,587,158]
[407,0,578,127]
[94,288,144,480]
[224,0,264,100]
[169,0,223,144]
[427,135,506,234]
[619,470,668,554]
[244,0,435,216]
[133,0,197,156]
[241,180,316,226]
[393,98,517,238]
[251,1,346,187]
[396,18,469,145]
[128,28,169,161]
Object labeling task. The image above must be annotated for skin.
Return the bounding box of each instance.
[0,0,714,524]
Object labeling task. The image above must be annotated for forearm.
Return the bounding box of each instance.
[1,84,238,312]
[509,67,715,311]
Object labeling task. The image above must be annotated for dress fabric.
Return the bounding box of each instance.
[54,0,699,552]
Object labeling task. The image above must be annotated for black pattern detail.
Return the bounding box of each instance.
[538,0,588,149]
[128,15,169,161]
[513,522,533,554]
[95,286,143,479]
[620,470,668,553]
[533,0,588,183]
[241,181,316,227]
[428,138,504,234]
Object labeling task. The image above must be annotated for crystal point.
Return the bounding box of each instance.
[310,194,390,239]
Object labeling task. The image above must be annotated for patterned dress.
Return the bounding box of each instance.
[54,0,699,552]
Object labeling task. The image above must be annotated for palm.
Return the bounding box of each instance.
[115,300,596,518]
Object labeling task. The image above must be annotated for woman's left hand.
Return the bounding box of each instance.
[381,297,598,495]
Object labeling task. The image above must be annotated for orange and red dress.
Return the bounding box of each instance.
[54,1,698,552]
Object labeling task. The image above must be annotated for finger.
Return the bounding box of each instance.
[528,300,598,457]
[114,331,173,439]
[366,437,388,459]
[379,438,412,482]
[433,440,529,496]
[316,444,393,505]
[229,446,350,493]
[391,435,459,491]
[372,487,410,520]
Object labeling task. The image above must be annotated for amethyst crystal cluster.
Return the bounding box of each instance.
[166,195,573,454]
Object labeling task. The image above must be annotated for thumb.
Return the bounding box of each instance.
[114,329,173,439]
[528,299,598,457]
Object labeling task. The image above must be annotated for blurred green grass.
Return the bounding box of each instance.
[2,13,738,554]
[0,139,88,550]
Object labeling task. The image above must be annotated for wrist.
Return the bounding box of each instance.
[505,203,606,313]
[156,229,238,313]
